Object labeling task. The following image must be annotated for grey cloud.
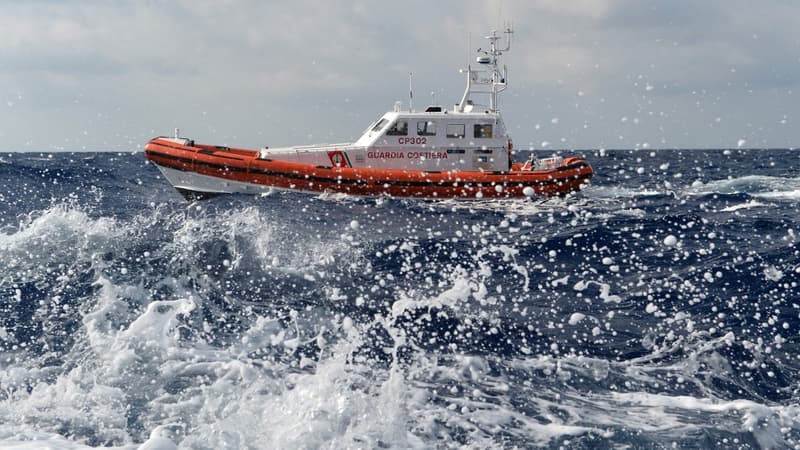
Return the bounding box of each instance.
[1,0,798,151]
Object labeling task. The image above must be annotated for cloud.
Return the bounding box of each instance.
[1,0,798,151]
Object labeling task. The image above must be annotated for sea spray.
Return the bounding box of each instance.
[0,151,798,448]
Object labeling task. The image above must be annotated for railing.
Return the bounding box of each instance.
[288,143,355,151]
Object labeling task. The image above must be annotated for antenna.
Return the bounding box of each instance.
[457,25,514,113]
[409,72,413,112]
[496,0,505,31]
[467,32,471,69]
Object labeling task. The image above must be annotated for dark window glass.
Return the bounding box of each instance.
[474,124,493,138]
[417,121,437,136]
[371,118,389,132]
[446,124,465,138]
[386,120,409,136]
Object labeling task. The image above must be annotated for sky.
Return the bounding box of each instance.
[2,0,799,151]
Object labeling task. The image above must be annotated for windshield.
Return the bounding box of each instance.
[370,118,389,134]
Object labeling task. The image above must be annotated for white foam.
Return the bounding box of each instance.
[391,276,473,317]
[687,175,800,200]
[719,200,766,212]
[763,265,784,282]
[0,434,140,450]
[568,312,586,325]
[573,280,622,303]
[504,349,799,448]
[3,189,796,449]
[586,186,665,199]
[753,189,800,200]
[0,205,122,273]
[607,392,797,449]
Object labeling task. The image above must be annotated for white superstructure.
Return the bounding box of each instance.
[258,28,516,172]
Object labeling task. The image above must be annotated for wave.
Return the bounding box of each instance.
[687,175,800,200]
[1,152,799,448]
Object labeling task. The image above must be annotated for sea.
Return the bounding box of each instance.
[0,149,798,449]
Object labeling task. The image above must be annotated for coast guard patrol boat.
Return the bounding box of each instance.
[145,29,592,199]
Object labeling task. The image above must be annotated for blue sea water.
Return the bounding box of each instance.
[0,149,798,449]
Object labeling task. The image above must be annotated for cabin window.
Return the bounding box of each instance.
[386,120,409,136]
[417,121,437,136]
[446,124,465,138]
[371,118,389,133]
[474,124,493,138]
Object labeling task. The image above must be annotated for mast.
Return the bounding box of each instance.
[457,27,513,113]
[409,72,414,112]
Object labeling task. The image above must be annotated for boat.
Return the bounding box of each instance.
[144,29,593,200]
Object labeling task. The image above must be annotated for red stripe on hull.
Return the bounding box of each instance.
[144,138,592,199]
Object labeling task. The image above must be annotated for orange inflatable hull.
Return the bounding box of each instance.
[144,137,592,199]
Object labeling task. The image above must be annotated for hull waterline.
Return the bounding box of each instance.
[145,138,593,199]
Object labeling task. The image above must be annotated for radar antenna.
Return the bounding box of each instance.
[457,26,513,113]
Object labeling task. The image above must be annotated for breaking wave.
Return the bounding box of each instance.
[0,149,798,448]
